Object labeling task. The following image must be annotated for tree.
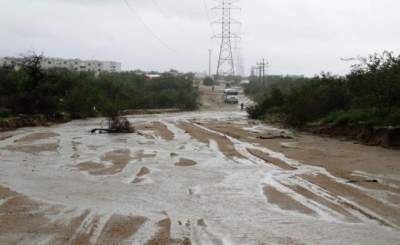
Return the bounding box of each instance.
[203,76,215,86]
[348,51,400,115]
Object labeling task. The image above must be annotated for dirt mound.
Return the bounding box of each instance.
[175,158,197,167]
[137,167,150,176]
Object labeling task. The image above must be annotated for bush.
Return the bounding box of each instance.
[203,77,215,86]
[322,108,400,127]
[322,110,377,125]
[0,55,199,118]
[385,108,400,126]
[0,108,11,118]
[247,105,265,119]
[245,51,400,128]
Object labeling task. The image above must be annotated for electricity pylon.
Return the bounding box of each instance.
[213,0,241,78]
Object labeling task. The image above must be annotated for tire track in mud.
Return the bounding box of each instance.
[302,173,400,228]
[0,185,154,245]
[247,148,297,170]
[96,214,147,244]
[1,113,400,244]
[196,122,400,227]
[135,121,175,141]
[0,185,100,244]
[177,121,244,159]
[263,185,316,215]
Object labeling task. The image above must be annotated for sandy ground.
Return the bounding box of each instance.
[0,86,400,244]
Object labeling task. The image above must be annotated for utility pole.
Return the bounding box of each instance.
[262,58,265,84]
[250,66,256,78]
[256,59,268,84]
[213,0,241,79]
[208,49,212,77]
[233,37,244,77]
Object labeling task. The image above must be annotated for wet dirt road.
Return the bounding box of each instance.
[0,87,400,244]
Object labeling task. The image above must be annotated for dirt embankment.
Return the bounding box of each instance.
[0,114,70,132]
[312,124,400,148]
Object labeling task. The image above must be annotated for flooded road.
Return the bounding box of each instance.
[1,109,400,244]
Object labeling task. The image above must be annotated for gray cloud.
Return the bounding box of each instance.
[0,0,399,76]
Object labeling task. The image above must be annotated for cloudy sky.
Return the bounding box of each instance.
[0,0,399,76]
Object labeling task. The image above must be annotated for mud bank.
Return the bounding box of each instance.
[313,124,400,148]
[0,114,70,132]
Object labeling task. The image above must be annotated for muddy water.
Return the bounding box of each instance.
[0,111,400,244]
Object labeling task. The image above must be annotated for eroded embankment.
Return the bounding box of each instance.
[0,115,70,132]
[314,124,400,148]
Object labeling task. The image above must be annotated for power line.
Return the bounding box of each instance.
[121,0,179,54]
[150,0,168,18]
[150,0,193,43]
[203,0,219,43]
[202,0,212,23]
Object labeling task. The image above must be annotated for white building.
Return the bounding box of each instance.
[0,56,121,73]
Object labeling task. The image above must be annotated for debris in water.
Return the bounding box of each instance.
[91,117,134,134]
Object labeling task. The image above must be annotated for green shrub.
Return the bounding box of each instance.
[0,55,199,119]
[384,108,400,126]
[245,51,400,128]
[203,77,215,86]
[323,110,376,125]
[0,108,11,118]
[323,108,400,127]
[246,105,265,119]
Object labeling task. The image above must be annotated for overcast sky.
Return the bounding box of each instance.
[0,0,399,76]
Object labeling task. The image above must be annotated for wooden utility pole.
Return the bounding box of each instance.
[262,59,265,83]
[257,59,268,85]
[208,49,212,77]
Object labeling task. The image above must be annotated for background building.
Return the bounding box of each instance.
[0,56,121,73]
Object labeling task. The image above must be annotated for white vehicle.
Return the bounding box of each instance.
[224,89,239,104]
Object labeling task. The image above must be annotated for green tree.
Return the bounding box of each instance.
[203,77,215,86]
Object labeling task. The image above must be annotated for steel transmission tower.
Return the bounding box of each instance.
[213,0,240,78]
